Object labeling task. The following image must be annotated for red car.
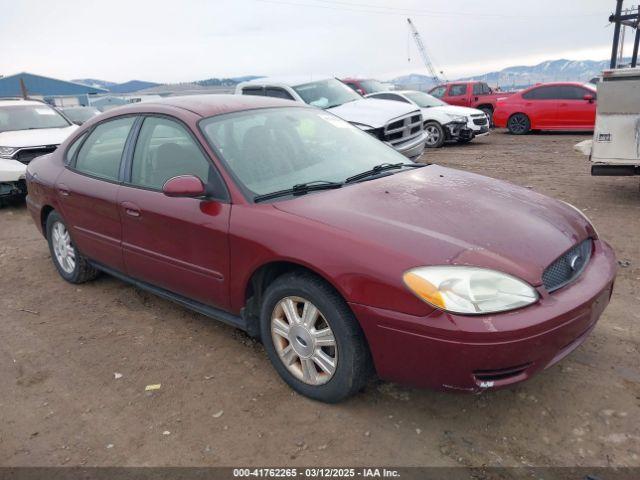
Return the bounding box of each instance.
[25,95,616,402]
[494,82,597,134]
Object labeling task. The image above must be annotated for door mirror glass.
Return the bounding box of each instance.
[162,175,206,198]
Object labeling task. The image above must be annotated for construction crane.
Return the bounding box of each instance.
[406,18,446,82]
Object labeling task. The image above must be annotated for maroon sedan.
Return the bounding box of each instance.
[25,95,616,402]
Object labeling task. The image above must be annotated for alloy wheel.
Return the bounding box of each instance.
[424,125,442,146]
[51,221,76,274]
[270,296,337,385]
[508,114,529,134]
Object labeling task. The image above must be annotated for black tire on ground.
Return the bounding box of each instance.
[46,211,99,284]
[479,107,494,127]
[507,113,531,135]
[424,121,446,148]
[259,271,372,403]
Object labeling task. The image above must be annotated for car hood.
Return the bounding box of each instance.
[273,165,593,286]
[327,98,420,129]
[0,125,78,148]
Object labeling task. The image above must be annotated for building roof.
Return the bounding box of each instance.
[0,72,108,97]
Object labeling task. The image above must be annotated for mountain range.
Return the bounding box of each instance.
[73,58,622,94]
[391,58,624,89]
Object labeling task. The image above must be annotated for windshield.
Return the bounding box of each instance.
[62,107,100,123]
[404,91,446,108]
[200,107,408,198]
[359,80,388,93]
[293,79,362,109]
[0,104,70,133]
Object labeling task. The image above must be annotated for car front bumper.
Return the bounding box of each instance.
[351,239,617,392]
[391,131,427,159]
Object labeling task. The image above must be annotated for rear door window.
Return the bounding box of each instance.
[242,87,264,96]
[74,116,135,181]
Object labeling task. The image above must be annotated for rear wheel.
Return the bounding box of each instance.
[424,121,445,148]
[260,272,371,403]
[46,211,99,283]
[507,113,531,135]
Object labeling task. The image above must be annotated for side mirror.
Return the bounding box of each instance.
[583,94,594,103]
[356,88,365,96]
[162,175,206,198]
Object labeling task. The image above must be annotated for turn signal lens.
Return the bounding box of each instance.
[403,266,538,315]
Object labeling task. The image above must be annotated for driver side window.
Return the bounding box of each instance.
[130,117,212,190]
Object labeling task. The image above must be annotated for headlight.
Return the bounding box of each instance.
[0,146,17,159]
[403,266,538,315]
[445,114,467,123]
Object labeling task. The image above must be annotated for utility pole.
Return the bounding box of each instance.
[610,0,624,68]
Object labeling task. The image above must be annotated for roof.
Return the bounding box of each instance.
[239,76,330,88]
[0,72,108,97]
[105,94,304,118]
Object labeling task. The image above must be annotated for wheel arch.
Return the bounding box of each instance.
[40,205,55,239]
[242,260,353,336]
[476,103,494,112]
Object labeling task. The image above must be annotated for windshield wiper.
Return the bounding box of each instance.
[345,162,425,184]
[254,180,343,203]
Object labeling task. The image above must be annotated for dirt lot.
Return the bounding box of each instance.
[0,130,638,468]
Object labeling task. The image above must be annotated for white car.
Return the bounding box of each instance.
[235,78,427,159]
[0,99,78,203]
[366,90,490,148]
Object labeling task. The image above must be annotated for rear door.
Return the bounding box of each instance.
[56,116,137,272]
[117,115,231,309]
[444,84,468,106]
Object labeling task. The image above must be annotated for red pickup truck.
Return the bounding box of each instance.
[429,81,511,124]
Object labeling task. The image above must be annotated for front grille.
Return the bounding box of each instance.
[15,145,57,164]
[472,116,487,126]
[542,238,593,292]
[383,111,423,147]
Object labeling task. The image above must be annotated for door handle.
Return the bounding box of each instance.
[121,201,141,218]
[57,184,70,197]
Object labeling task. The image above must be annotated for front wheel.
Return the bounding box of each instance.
[260,272,371,403]
[46,211,99,283]
[479,107,494,127]
[507,113,531,135]
[424,121,445,148]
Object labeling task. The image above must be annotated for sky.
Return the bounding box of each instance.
[0,0,626,84]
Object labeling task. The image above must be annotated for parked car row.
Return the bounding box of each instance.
[22,94,616,402]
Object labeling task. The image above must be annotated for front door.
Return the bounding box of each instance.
[118,115,231,309]
[56,116,137,272]
[555,86,597,129]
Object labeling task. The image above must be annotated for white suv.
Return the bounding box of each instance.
[366,90,490,148]
[235,78,427,159]
[0,99,78,203]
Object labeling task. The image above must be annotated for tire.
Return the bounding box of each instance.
[479,107,494,127]
[423,121,445,148]
[260,272,371,403]
[46,211,99,284]
[507,113,531,135]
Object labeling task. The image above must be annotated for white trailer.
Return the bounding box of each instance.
[590,68,640,176]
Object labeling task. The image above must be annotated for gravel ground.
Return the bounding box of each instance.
[0,130,638,468]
